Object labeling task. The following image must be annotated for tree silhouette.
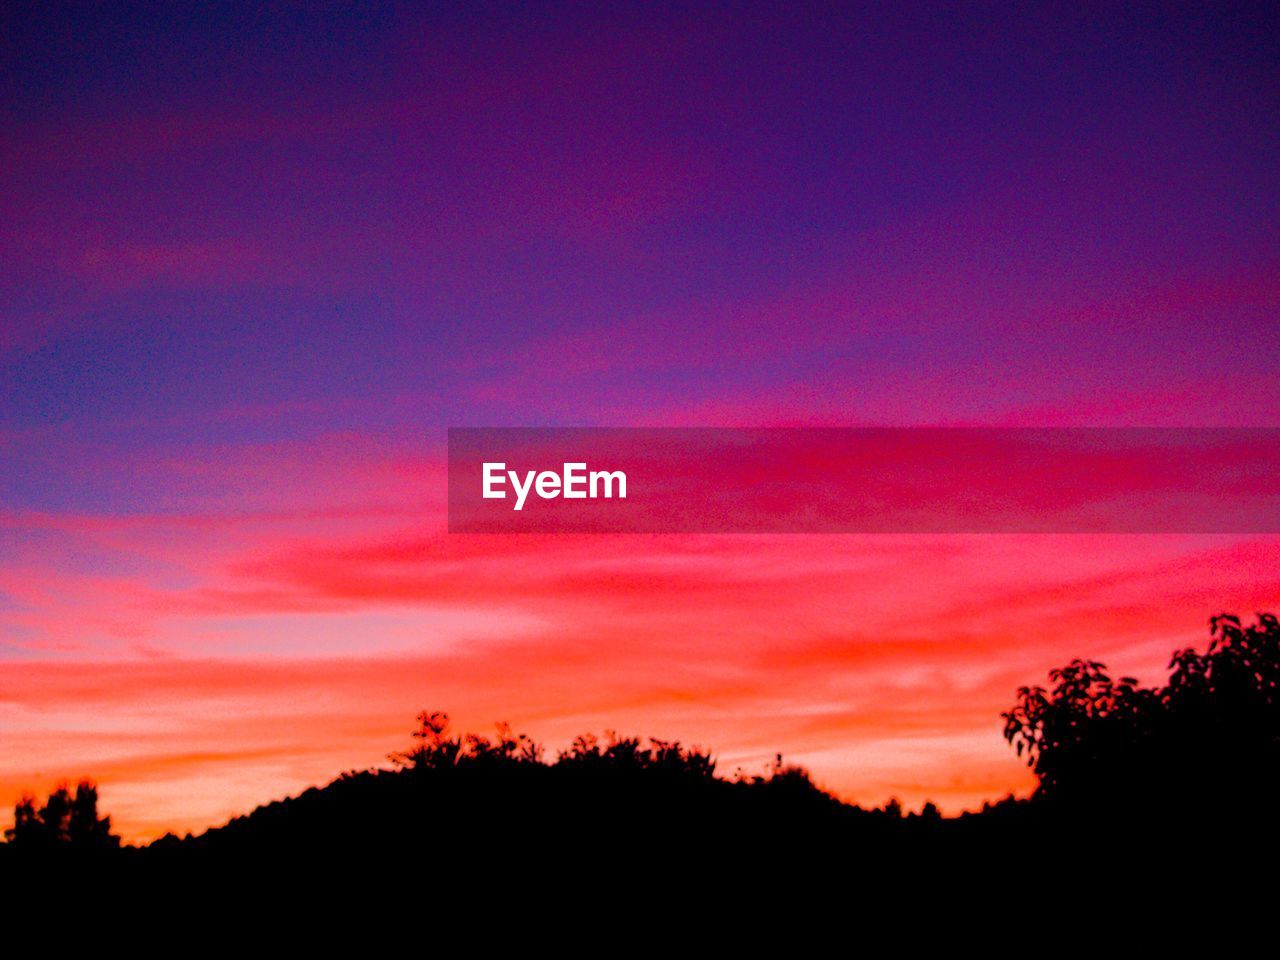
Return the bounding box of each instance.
[1003,612,1280,819]
[6,611,1279,862]
[389,711,544,769]
[5,781,119,850]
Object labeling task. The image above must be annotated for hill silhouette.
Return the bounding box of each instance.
[5,612,1280,873]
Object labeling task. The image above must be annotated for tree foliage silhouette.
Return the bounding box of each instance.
[389,711,543,769]
[5,781,119,850]
[1003,612,1280,815]
[7,611,1280,860]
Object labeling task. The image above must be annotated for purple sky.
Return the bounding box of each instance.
[6,5,1277,495]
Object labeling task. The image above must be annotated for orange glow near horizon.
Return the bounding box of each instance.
[4,451,1278,842]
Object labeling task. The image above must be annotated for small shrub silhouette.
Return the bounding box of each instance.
[390,711,544,769]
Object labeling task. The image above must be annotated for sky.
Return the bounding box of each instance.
[2,1,1279,841]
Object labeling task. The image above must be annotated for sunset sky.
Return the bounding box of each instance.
[3,2,1278,842]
